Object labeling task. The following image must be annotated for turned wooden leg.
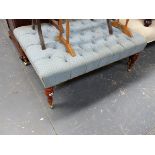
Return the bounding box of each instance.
[44,87,54,108]
[8,30,30,66]
[128,53,140,72]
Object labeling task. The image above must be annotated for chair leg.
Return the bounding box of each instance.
[32,19,36,30]
[107,19,113,35]
[36,19,46,50]
[44,87,54,108]
[128,53,140,72]
[57,19,76,57]
[111,19,132,37]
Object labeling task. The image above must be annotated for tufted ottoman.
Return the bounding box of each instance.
[10,19,147,108]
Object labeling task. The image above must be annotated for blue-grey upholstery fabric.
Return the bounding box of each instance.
[13,20,147,88]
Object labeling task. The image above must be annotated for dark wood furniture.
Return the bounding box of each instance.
[144,19,152,27]
[6,19,52,32]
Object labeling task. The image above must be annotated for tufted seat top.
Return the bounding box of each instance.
[14,20,147,88]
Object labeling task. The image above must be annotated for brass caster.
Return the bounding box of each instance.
[23,61,29,66]
[20,56,30,66]
[49,104,54,109]
[48,101,54,109]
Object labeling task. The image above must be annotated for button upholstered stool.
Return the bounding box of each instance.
[11,19,147,108]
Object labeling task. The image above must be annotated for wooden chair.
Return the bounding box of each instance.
[32,19,61,50]
[56,19,76,57]
[56,19,113,57]
[111,19,132,37]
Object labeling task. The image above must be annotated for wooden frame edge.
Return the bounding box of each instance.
[8,30,30,65]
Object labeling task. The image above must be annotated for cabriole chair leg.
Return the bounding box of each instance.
[128,53,140,72]
[44,87,54,109]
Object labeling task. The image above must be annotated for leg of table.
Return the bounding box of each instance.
[111,19,120,27]
[128,53,140,72]
[37,19,46,50]
[44,87,54,108]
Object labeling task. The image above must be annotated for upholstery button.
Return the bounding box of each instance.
[53,45,57,49]
[81,21,85,24]
[64,57,68,62]
[91,40,95,44]
[32,31,36,35]
[126,37,131,41]
[47,28,51,32]
[78,51,83,56]
[44,34,48,38]
[102,26,106,30]
[92,48,96,52]
[80,32,84,36]
[91,29,95,32]
[79,45,83,49]
[116,41,120,44]
[105,44,109,48]
[92,35,95,38]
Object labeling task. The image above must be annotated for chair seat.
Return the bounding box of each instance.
[14,20,147,88]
